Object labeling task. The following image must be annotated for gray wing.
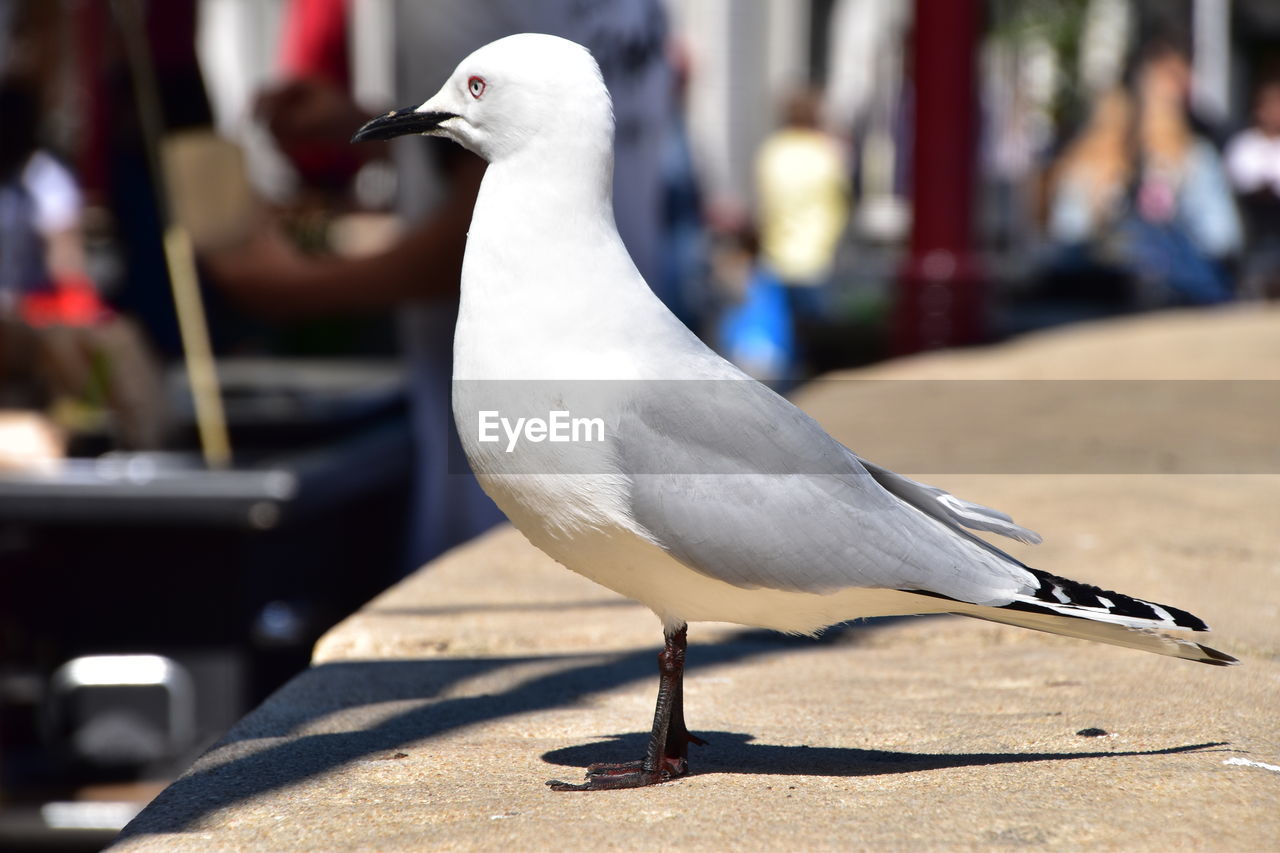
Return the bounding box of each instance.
[616,380,1037,603]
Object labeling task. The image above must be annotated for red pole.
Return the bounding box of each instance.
[893,0,984,355]
[76,0,110,200]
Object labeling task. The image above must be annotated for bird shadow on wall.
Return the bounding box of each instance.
[543,731,1229,779]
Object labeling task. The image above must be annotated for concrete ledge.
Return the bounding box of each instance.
[112,308,1280,851]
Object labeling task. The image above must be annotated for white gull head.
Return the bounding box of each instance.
[352,33,614,167]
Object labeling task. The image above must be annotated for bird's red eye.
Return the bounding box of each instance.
[468,76,486,99]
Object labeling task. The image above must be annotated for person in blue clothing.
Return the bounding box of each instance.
[1046,43,1242,309]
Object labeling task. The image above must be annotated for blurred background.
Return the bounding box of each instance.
[1,0,1277,847]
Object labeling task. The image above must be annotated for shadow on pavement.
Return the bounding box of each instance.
[116,628,837,839]
[117,617,1195,840]
[543,732,1231,779]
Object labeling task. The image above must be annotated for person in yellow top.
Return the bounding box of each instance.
[754,89,849,370]
[756,89,850,287]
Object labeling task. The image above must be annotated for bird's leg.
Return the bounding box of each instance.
[547,624,705,791]
[661,626,708,767]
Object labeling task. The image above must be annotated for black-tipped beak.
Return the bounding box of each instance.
[351,107,457,143]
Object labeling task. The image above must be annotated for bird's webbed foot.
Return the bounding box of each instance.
[546,755,690,791]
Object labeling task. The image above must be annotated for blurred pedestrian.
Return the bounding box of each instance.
[752,88,848,373]
[1045,42,1241,308]
[0,0,166,447]
[1125,43,1241,304]
[1047,89,1133,251]
[0,1,88,313]
[657,39,709,333]
[1225,78,1280,298]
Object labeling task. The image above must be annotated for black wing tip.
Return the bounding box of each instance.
[1167,604,1203,630]
[1026,568,1210,631]
[900,588,1239,666]
[1164,605,1209,632]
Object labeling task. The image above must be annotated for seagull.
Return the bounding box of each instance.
[353,33,1236,791]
